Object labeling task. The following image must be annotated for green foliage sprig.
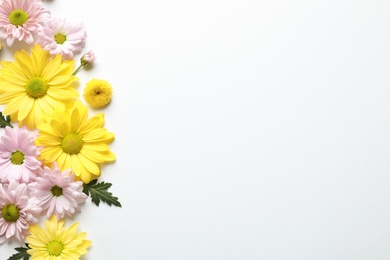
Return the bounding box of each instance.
[7,244,30,260]
[0,111,12,128]
[83,179,122,207]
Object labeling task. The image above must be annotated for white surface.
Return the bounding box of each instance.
[2,0,390,259]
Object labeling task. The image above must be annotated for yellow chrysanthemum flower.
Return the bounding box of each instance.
[35,100,116,183]
[0,44,79,129]
[83,78,113,108]
[26,215,91,259]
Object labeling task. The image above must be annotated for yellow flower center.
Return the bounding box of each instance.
[47,241,64,256]
[61,133,83,154]
[10,150,24,165]
[51,185,63,196]
[54,33,67,44]
[26,77,48,99]
[2,204,20,222]
[9,10,28,26]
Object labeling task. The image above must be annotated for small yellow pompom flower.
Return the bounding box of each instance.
[83,78,113,108]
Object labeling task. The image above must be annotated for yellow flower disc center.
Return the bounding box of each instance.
[9,10,28,26]
[54,33,67,44]
[26,77,48,99]
[61,133,83,155]
[51,185,63,197]
[2,204,20,222]
[47,241,64,256]
[10,150,24,165]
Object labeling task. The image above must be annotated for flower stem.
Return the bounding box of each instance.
[72,64,83,75]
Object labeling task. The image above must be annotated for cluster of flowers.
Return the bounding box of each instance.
[0,0,120,259]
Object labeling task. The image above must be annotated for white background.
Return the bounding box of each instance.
[2,0,390,259]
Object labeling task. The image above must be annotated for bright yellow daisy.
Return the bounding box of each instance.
[26,215,91,259]
[0,44,79,129]
[35,100,116,183]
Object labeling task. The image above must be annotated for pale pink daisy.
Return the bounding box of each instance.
[81,50,96,66]
[0,127,42,184]
[0,0,50,46]
[29,162,88,219]
[73,50,97,75]
[37,17,87,59]
[0,180,41,244]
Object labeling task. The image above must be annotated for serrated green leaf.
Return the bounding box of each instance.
[7,244,30,260]
[83,180,122,207]
[0,111,12,128]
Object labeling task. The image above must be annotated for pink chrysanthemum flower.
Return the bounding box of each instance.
[81,50,96,66]
[29,162,88,219]
[0,0,50,46]
[73,50,96,75]
[37,17,87,59]
[0,127,41,183]
[0,180,41,244]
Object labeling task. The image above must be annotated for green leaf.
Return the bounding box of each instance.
[83,179,122,207]
[7,244,30,260]
[0,111,12,128]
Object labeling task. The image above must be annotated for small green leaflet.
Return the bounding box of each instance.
[0,112,12,128]
[83,179,122,207]
[7,244,30,260]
